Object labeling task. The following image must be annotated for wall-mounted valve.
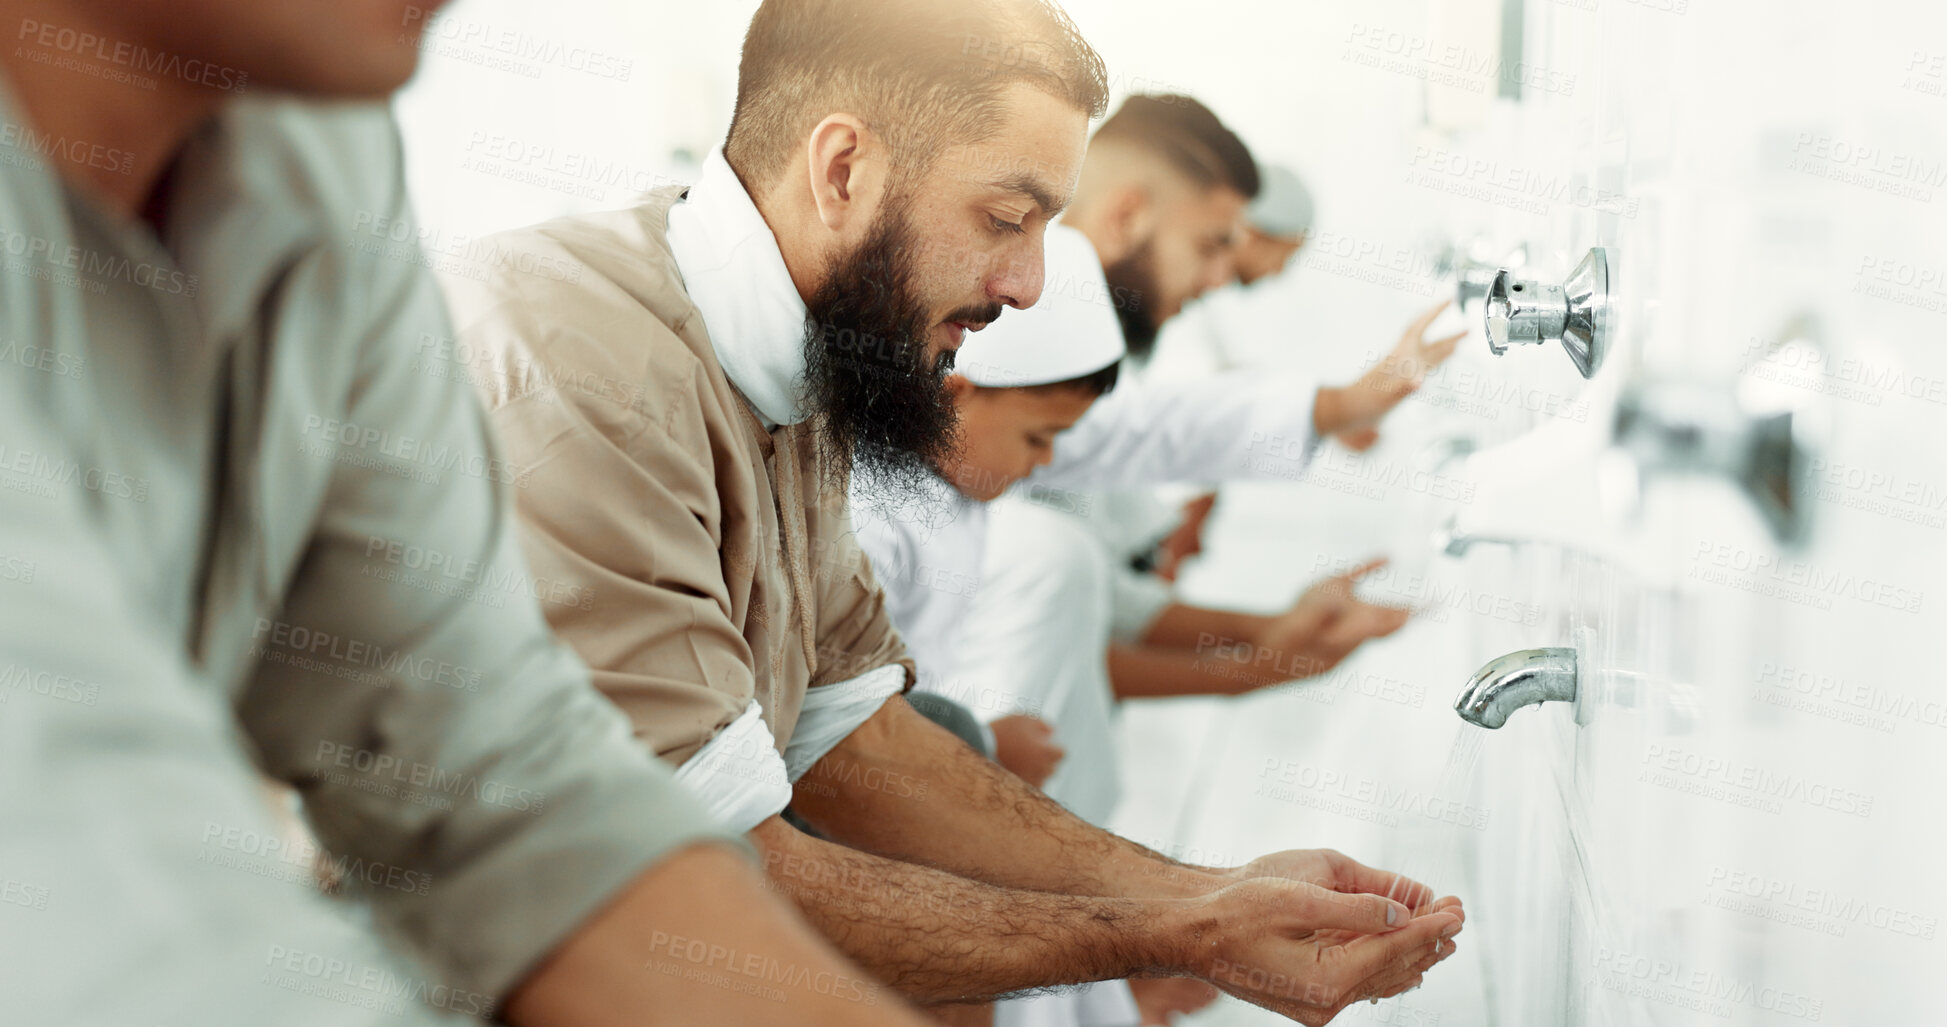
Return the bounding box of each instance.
[1434,240,1527,311]
[1612,380,1813,546]
[1484,248,1612,379]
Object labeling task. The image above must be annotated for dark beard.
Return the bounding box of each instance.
[800,203,990,498]
[1102,239,1163,362]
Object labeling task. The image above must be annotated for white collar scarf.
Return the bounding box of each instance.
[666,150,810,429]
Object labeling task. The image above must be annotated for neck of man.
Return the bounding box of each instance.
[1,0,224,224]
[743,159,834,309]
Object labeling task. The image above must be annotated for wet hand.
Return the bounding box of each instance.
[1226,848,1463,923]
[1179,877,1462,1025]
[1257,559,1412,678]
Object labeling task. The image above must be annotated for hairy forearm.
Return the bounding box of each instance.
[792,697,1223,899]
[1137,602,1275,651]
[505,843,926,1027]
[752,818,1183,1003]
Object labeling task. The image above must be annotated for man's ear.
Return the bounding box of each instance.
[804,113,889,234]
[1093,183,1157,264]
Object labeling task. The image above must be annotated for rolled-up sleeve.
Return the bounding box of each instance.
[235,230,739,1001]
[0,399,469,1027]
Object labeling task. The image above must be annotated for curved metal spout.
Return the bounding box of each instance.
[1436,514,1521,557]
[1454,648,1578,728]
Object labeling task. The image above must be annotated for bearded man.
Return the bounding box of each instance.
[440,0,1462,1020]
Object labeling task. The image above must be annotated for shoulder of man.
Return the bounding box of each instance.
[221,96,406,231]
[434,190,734,429]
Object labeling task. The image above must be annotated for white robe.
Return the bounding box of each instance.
[851,359,1323,737]
[850,355,1322,1027]
[854,481,1138,1027]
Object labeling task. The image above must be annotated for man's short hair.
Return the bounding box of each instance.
[724,0,1110,189]
[1091,94,1260,199]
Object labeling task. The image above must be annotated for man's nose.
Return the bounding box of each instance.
[990,240,1047,310]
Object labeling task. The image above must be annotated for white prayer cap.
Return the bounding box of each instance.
[1248,164,1314,240]
[953,224,1126,388]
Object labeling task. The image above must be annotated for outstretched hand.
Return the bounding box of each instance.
[1256,558,1412,679]
[1318,300,1467,438]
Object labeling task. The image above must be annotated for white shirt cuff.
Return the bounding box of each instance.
[783,665,906,781]
[670,701,794,833]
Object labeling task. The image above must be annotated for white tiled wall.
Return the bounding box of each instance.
[1116,2,1947,1024]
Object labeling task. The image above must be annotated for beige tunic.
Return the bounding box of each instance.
[440,190,912,767]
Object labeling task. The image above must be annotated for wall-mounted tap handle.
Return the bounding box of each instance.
[1485,271,1570,353]
[1613,382,1813,546]
[1482,248,1611,379]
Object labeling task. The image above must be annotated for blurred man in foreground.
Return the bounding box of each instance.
[0,1,927,1024]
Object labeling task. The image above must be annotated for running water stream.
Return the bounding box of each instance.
[1380,722,1488,1021]
[1384,726,1486,906]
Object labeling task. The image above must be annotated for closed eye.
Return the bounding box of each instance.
[990,215,1027,236]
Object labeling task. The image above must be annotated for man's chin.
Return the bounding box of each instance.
[971,478,1019,503]
[930,321,970,356]
[942,468,1000,502]
[918,335,963,377]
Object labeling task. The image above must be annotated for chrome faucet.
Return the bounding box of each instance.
[1484,248,1612,379]
[1436,513,1602,561]
[1435,514,1521,557]
[1454,648,1579,728]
